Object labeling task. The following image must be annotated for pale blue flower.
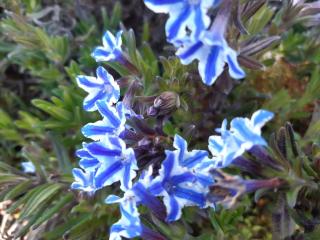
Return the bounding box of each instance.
[92,30,123,62]
[144,0,221,45]
[81,101,127,141]
[208,110,274,168]
[106,193,142,240]
[21,161,36,173]
[149,151,206,222]
[86,136,138,191]
[76,66,120,111]
[71,168,96,193]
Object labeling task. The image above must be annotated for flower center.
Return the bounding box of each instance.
[104,84,113,94]
[120,153,132,165]
[164,181,177,194]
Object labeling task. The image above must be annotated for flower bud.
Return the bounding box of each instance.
[147,91,180,117]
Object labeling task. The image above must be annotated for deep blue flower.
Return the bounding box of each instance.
[92,30,123,62]
[208,110,274,168]
[144,0,221,45]
[21,161,36,173]
[173,134,214,187]
[71,168,96,193]
[76,66,120,111]
[82,101,127,141]
[105,193,142,240]
[149,150,206,222]
[86,136,138,191]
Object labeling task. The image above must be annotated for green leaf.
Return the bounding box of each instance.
[208,209,225,236]
[0,109,13,127]
[124,29,138,66]
[0,173,26,185]
[5,180,33,201]
[43,214,90,240]
[105,61,130,76]
[32,193,74,229]
[286,185,303,208]
[19,183,61,219]
[48,132,72,173]
[32,99,72,121]
[110,2,122,29]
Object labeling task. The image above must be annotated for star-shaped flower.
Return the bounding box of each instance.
[76,66,120,111]
[149,151,206,222]
[176,32,245,85]
[208,110,274,168]
[81,101,127,140]
[86,136,138,191]
[91,30,123,62]
[144,0,221,45]
[71,168,96,193]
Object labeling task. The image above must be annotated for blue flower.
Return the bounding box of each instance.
[86,136,138,191]
[208,110,274,168]
[106,166,167,222]
[91,30,123,62]
[176,32,245,85]
[175,1,245,85]
[105,193,142,240]
[76,66,120,111]
[173,134,214,187]
[144,0,221,45]
[76,143,101,171]
[149,151,206,222]
[21,161,36,173]
[82,101,127,141]
[71,168,96,193]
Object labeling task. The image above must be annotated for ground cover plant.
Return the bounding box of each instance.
[0,0,320,239]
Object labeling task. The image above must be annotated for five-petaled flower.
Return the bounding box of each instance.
[86,136,138,191]
[176,33,246,85]
[208,109,274,168]
[92,30,123,62]
[149,150,206,222]
[71,168,96,194]
[76,66,120,111]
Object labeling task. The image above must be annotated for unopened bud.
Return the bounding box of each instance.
[147,91,180,117]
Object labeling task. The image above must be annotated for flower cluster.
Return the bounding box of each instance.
[71,30,275,240]
[144,0,245,85]
[72,31,138,197]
